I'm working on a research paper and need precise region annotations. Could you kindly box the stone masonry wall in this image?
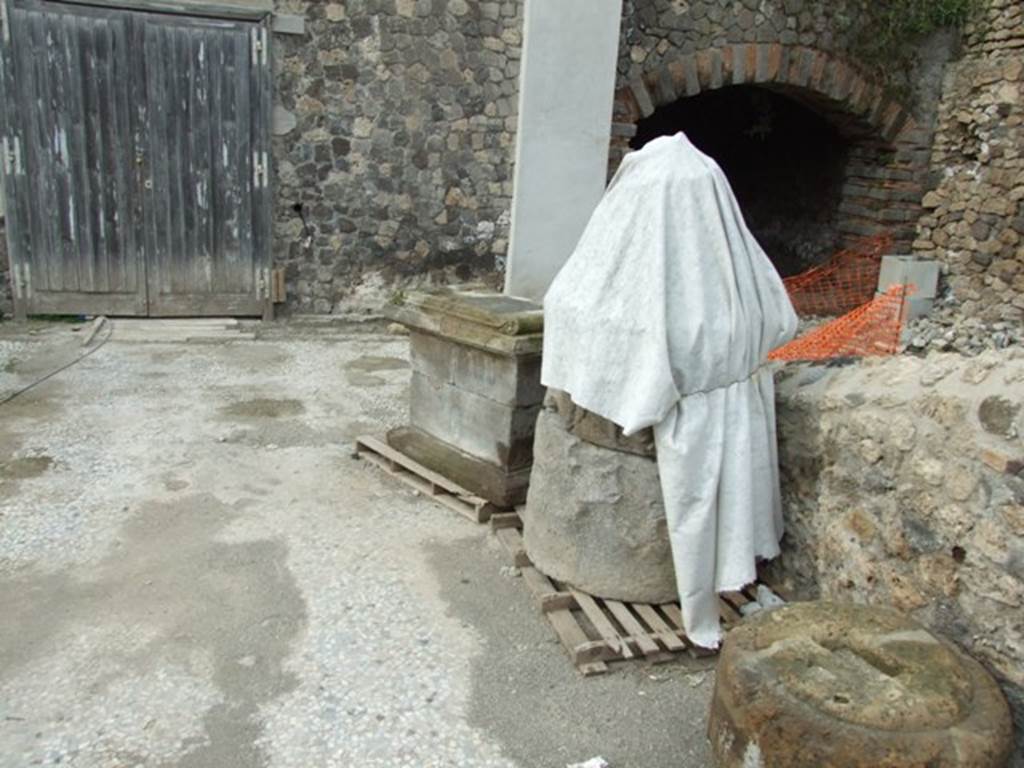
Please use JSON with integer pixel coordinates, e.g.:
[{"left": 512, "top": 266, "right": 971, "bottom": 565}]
[
  {"left": 771, "top": 351, "right": 1024, "bottom": 761},
  {"left": 611, "top": 0, "right": 954, "bottom": 254},
  {"left": 271, "top": 0, "right": 523, "bottom": 314},
  {"left": 913, "top": 0, "right": 1024, "bottom": 324}
]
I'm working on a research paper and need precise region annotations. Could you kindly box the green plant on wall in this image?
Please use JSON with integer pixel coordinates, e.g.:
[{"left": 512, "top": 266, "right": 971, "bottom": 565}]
[{"left": 841, "top": 0, "right": 982, "bottom": 80}]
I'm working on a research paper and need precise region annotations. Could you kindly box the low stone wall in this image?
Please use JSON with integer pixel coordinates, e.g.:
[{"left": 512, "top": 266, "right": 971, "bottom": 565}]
[{"left": 770, "top": 350, "right": 1024, "bottom": 761}]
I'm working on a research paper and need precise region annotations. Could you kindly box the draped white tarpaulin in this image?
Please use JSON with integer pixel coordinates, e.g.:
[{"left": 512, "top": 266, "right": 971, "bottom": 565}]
[{"left": 541, "top": 133, "right": 798, "bottom": 648}]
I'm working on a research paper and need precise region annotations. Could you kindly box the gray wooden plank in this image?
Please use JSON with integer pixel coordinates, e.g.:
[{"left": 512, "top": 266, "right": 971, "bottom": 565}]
[
  {"left": 233, "top": 26, "right": 252, "bottom": 291},
  {"left": 255, "top": 17, "right": 272, "bottom": 316},
  {"left": 54, "top": 13, "right": 81, "bottom": 291},
  {"left": 96, "top": 18, "right": 125, "bottom": 293},
  {"left": 208, "top": 28, "right": 227, "bottom": 293},
  {"left": 171, "top": 27, "right": 191, "bottom": 295},
  {"left": 75, "top": 14, "right": 104, "bottom": 293},
  {"left": 128, "top": 8, "right": 153, "bottom": 313},
  {"left": 0, "top": 0, "right": 29, "bottom": 315},
  {"left": 7, "top": 8, "right": 42, "bottom": 299},
  {"left": 192, "top": 29, "right": 214, "bottom": 293},
  {"left": 219, "top": 30, "right": 242, "bottom": 289},
  {"left": 149, "top": 22, "right": 173, "bottom": 299},
  {"left": 26, "top": 10, "right": 60, "bottom": 291}
]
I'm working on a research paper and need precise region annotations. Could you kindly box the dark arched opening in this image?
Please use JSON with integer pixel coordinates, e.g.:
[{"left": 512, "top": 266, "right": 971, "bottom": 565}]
[{"left": 631, "top": 85, "right": 851, "bottom": 277}]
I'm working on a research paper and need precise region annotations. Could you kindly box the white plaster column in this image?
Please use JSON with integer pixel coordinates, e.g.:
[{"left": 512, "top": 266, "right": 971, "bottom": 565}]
[{"left": 503, "top": 0, "right": 623, "bottom": 303}]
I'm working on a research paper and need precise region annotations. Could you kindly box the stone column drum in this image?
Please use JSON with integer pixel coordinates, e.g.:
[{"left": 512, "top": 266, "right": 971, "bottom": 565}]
[
  {"left": 709, "top": 602, "right": 1014, "bottom": 768},
  {"left": 521, "top": 389, "right": 678, "bottom": 604},
  {"left": 385, "top": 289, "right": 544, "bottom": 508}
]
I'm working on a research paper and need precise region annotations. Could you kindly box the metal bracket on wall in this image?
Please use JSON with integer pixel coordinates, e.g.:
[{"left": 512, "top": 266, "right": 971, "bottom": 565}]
[
  {"left": 13, "top": 263, "right": 31, "bottom": 300},
  {"left": 251, "top": 26, "right": 267, "bottom": 68},
  {"left": 252, "top": 150, "right": 268, "bottom": 189},
  {"left": 1, "top": 136, "right": 21, "bottom": 175},
  {"left": 0, "top": 1, "right": 9, "bottom": 45},
  {"left": 257, "top": 267, "right": 277, "bottom": 300}
]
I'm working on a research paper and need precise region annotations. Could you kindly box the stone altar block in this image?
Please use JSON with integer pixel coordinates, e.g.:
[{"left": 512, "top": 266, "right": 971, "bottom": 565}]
[{"left": 385, "top": 289, "right": 544, "bottom": 508}]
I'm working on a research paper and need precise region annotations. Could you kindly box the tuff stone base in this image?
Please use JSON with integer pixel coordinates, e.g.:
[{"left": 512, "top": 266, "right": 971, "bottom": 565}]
[
  {"left": 709, "top": 602, "right": 1014, "bottom": 768},
  {"left": 387, "top": 426, "right": 530, "bottom": 509},
  {"left": 522, "top": 406, "right": 676, "bottom": 604}
]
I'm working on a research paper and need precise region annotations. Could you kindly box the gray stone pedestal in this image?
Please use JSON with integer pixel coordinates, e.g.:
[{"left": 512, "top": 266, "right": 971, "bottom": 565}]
[
  {"left": 522, "top": 392, "right": 677, "bottom": 604},
  {"left": 385, "top": 288, "right": 544, "bottom": 508}
]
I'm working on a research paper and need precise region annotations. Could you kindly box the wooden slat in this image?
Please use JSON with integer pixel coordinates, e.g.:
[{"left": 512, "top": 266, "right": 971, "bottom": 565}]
[
  {"left": 546, "top": 609, "right": 607, "bottom": 673},
  {"left": 232, "top": 26, "right": 253, "bottom": 288},
  {"left": 604, "top": 600, "right": 661, "bottom": 657},
  {"left": 489, "top": 512, "right": 522, "bottom": 531},
  {"left": 634, "top": 603, "right": 687, "bottom": 652},
  {"left": 65, "top": 17, "right": 93, "bottom": 294},
  {"left": 30, "top": 11, "right": 61, "bottom": 290},
  {"left": 520, "top": 565, "right": 558, "bottom": 602},
  {"left": 573, "top": 591, "right": 633, "bottom": 660},
  {"left": 356, "top": 436, "right": 481, "bottom": 499},
  {"left": 356, "top": 436, "right": 493, "bottom": 523},
  {"left": 539, "top": 591, "right": 576, "bottom": 613}
]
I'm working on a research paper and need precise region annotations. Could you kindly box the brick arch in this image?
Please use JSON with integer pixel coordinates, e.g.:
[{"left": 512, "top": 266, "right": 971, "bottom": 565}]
[
  {"left": 610, "top": 43, "right": 932, "bottom": 252},
  {"left": 614, "top": 44, "right": 916, "bottom": 144}
]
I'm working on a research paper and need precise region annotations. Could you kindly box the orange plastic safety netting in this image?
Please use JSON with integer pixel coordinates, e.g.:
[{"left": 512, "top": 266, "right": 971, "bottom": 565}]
[
  {"left": 769, "top": 285, "right": 913, "bottom": 362},
  {"left": 783, "top": 235, "right": 892, "bottom": 318}
]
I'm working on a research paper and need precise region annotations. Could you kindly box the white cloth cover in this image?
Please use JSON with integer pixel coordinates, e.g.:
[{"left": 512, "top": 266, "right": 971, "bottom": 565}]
[{"left": 541, "top": 133, "right": 798, "bottom": 648}]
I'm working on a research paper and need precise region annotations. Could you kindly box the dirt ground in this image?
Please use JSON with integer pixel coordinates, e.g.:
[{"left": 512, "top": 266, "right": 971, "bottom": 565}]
[{"left": 0, "top": 319, "right": 715, "bottom": 768}]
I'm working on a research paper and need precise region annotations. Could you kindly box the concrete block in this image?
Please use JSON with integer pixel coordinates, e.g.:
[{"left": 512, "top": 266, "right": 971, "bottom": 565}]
[{"left": 878, "top": 255, "right": 939, "bottom": 299}]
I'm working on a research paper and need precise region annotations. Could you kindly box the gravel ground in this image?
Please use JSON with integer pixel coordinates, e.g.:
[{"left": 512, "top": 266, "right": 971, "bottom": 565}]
[{"left": 0, "top": 320, "right": 715, "bottom": 768}]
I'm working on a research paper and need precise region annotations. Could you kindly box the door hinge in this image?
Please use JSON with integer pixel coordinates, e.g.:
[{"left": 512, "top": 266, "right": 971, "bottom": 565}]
[
  {"left": 13, "top": 262, "right": 31, "bottom": 299},
  {"left": 257, "top": 267, "right": 273, "bottom": 300},
  {"left": 251, "top": 27, "right": 268, "bottom": 68},
  {"left": 253, "top": 150, "right": 268, "bottom": 189},
  {"left": 2, "top": 136, "right": 21, "bottom": 175},
  {"left": 1, "top": 2, "right": 10, "bottom": 45}
]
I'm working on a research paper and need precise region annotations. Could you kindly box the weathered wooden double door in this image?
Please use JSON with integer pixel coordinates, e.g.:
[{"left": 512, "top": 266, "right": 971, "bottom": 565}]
[{"left": 0, "top": 0, "right": 272, "bottom": 317}]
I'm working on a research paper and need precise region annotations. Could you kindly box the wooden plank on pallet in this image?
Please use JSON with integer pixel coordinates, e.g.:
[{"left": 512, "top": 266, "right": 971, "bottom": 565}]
[
  {"left": 660, "top": 603, "right": 708, "bottom": 658},
  {"left": 633, "top": 603, "right": 687, "bottom": 652},
  {"left": 355, "top": 435, "right": 494, "bottom": 523},
  {"left": 718, "top": 601, "right": 743, "bottom": 627},
  {"left": 521, "top": 566, "right": 559, "bottom": 602},
  {"left": 721, "top": 591, "right": 752, "bottom": 616},
  {"left": 604, "top": 600, "right": 661, "bottom": 657},
  {"left": 547, "top": 609, "right": 608, "bottom": 674},
  {"left": 540, "top": 591, "right": 576, "bottom": 613},
  {"left": 356, "top": 436, "right": 481, "bottom": 500},
  {"left": 489, "top": 512, "right": 523, "bottom": 531},
  {"left": 573, "top": 591, "right": 634, "bottom": 660}
]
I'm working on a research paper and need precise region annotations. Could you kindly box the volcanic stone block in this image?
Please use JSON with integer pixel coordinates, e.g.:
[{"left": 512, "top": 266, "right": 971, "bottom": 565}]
[
  {"left": 522, "top": 406, "right": 676, "bottom": 604},
  {"left": 385, "top": 288, "right": 543, "bottom": 508},
  {"left": 545, "top": 388, "right": 655, "bottom": 458},
  {"left": 709, "top": 602, "right": 1014, "bottom": 768}
]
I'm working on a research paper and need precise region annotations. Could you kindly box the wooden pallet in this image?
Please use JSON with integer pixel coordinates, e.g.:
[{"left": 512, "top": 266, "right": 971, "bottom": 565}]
[
  {"left": 492, "top": 514, "right": 779, "bottom": 676},
  {"left": 355, "top": 435, "right": 500, "bottom": 523}
]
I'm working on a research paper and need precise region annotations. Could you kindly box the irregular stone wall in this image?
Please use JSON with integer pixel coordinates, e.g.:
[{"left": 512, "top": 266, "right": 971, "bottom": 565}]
[
  {"left": 771, "top": 351, "right": 1024, "bottom": 760},
  {"left": 913, "top": 0, "right": 1024, "bottom": 324},
  {"left": 271, "top": 0, "right": 523, "bottom": 313},
  {"left": 609, "top": 1, "right": 954, "bottom": 255}
]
